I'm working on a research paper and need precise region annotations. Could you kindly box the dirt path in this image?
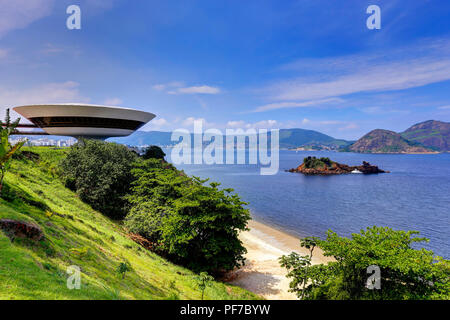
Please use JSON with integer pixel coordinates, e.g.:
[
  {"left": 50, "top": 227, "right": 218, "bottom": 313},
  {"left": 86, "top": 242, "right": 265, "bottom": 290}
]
[{"left": 228, "top": 220, "right": 331, "bottom": 300}]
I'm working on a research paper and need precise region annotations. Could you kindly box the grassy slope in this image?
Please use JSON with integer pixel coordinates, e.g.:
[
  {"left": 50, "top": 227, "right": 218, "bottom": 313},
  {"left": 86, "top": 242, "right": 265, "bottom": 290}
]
[{"left": 0, "top": 147, "right": 259, "bottom": 300}]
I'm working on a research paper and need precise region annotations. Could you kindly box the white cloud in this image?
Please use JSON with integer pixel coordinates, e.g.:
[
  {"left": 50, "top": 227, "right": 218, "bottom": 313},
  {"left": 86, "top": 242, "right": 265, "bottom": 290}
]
[
  {"left": 152, "top": 81, "right": 184, "bottom": 91},
  {"left": 0, "top": 81, "right": 88, "bottom": 120},
  {"left": 338, "top": 123, "right": 359, "bottom": 131},
  {"left": 0, "top": 49, "right": 8, "bottom": 59},
  {"left": 252, "top": 120, "right": 278, "bottom": 129},
  {"left": 361, "top": 106, "right": 383, "bottom": 114},
  {"left": 152, "top": 82, "right": 220, "bottom": 95},
  {"left": 103, "top": 98, "right": 123, "bottom": 106},
  {"left": 41, "top": 43, "right": 64, "bottom": 54},
  {"left": 152, "top": 118, "right": 168, "bottom": 127},
  {"left": 360, "top": 106, "right": 410, "bottom": 115},
  {"left": 226, "top": 120, "right": 278, "bottom": 130},
  {"left": 82, "top": 0, "right": 118, "bottom": 11},
  {"left": 266, "top": 39, "right": 450, "bottom": 102},
  {"left": 182, "top": 117, "right": 207, "bottom": 127},
  {"left": 168, "top": 85, "right": 220, "bottom": 95},
  {"left": 437, "top": 105, "right": 450, "bottom": 110},
  {"left": 226, "top": 120, "right": 247, "bottom": 128},
  {"left": 140, "top": 117, "right": 169, "bottom": 131},
  {"left": 282, "top": 118, "right": 356, "bottom": 130},
  {"left": 0, "top": 0, "right": 55, "bottom": 38},
  {"left": 225, "top": 119, "right": 361, "bottom": 133},
  {"left": 251, "top": 97, "right": 343, "bottom": 112},
  {"left": 152, "top": 84, "right": 167, "bottom": 91}
]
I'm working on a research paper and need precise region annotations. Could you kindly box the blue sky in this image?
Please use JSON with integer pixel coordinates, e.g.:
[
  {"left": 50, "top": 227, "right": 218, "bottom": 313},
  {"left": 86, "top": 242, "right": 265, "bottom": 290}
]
[{"left": 1, "top": 0, "right": 450, "bottom": 139}]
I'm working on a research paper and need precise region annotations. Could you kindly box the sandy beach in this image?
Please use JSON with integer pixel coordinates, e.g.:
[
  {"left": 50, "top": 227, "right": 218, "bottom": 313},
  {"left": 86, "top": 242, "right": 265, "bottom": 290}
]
[{"left": 228, "top": 220, "right": 332, "bottom": 300}]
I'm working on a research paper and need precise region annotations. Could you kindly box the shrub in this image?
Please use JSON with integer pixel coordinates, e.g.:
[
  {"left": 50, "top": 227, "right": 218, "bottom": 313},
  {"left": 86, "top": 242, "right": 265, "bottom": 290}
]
[
  {"left": 125, "top": 159, "right": 250, "bottom": 274},
  {"left": 60, "top": 139, "right": 138, "bottom": 219},
  {"left": 194, "top": 272, "right": 214, "bottom": 300},
  {"left": 280, "top": 226, "right": 450, "bottom": 300},
  {"left": 142, "top": 145, "right": 166, "bottom": 160},
  {"left": 303, "top": 156, "right": 333, "bottom": 169},
  {"left": 117, "top": 261, "right": 132, "bottom": 279}
]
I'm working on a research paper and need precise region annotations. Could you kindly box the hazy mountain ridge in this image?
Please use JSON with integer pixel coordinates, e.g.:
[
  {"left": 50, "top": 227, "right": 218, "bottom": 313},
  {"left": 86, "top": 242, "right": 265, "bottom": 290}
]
[
  {"left": 109, "top": 131, "right": 175, "bottom": 146},
  {"left": 277, "top": 129, "right": 350, "bottom": 149},
  {"left": 15, "top": 120, "right": 449, "bottom": 154},
  {"left": 109, "top": 128, "right": 351, "bottom": 149}
]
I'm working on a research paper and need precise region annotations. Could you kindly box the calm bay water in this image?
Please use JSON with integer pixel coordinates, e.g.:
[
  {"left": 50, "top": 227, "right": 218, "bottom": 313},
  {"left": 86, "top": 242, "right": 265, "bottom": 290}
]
[{"left": 168, "top": 150, "right": 450, "bottom": 258}]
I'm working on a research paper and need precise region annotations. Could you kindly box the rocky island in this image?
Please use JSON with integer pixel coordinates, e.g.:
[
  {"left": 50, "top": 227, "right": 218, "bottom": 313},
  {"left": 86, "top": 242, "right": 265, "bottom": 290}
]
[{"left": 288, "top": 156, "right": 389, "bottom": 175}]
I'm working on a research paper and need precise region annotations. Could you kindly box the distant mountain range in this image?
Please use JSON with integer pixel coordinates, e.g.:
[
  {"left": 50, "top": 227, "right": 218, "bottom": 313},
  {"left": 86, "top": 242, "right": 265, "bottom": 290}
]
[
  {"left": 278, "top": 129, "right": 350, "bottom": 149},
  {"left": 110, "top": 120, "right": 449, "bottom": 154},
  {"left": 109, "top": 131, "right": 175, "bottom": 147},
  {"left": 17, "top": 120, "right": 450, "bottom": 154},
  {"left": 109, "top": 128, "right": 351, "bottom": 150}
]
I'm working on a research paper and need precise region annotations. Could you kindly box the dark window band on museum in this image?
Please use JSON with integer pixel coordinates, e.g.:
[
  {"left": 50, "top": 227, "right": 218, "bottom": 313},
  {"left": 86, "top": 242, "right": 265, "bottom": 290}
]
[{"left": 29, "top": 116, "right": 145, "bottom": 130}]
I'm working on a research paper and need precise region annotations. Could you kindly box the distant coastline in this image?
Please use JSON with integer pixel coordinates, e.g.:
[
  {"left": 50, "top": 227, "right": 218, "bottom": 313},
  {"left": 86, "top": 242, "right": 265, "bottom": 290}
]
[
  {"left": 288, "top": 147, "right": 441, "bottom": 154},
  {"left": 17, "top": 119, "right": 449, "bottom": 154}
]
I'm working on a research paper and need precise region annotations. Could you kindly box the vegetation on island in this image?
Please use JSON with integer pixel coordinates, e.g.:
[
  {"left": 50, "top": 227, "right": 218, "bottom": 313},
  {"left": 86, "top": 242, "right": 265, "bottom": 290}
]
[
  {"left": 290, "top": 156, "right": 387, "bottom": 175},
  {"left": 280, "top": 227, "right": 450, "bottom": 300},
  {"left": 303, "top": 156, "right": 334, "bottom": 169}
]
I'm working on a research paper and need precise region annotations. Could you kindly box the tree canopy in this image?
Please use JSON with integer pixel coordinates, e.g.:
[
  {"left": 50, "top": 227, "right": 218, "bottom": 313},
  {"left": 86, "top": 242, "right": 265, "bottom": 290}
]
[
  {"left": 142, "top": 145, "right": 166, "bottom": 160},
  {"left": 61, "top": 139, "right": 138, "bottom": 219},
  {"left": 125, "top": 158, "right": 250, "bottom": 274},
  {"left": 280, "top": 226, "right": 450, "bottom": 300}
]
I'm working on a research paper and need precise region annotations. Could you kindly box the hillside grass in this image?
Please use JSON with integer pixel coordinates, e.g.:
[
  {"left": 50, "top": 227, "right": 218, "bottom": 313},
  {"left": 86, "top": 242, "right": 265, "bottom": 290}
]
[{"left": 0, "top": 147, "right": 259, "bottom": 300}]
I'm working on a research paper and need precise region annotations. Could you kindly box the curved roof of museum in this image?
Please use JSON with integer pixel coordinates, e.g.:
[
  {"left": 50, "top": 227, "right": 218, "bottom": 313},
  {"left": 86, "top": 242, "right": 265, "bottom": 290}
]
[{"left": 13, "top": 104, "right": 156, "bottom": 138}]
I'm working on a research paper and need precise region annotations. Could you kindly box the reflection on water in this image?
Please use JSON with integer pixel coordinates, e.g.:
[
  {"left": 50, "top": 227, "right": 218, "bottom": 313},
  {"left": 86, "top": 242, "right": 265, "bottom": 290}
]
[{"left": 167, "top": 150, "right": 450, "bottom": 258}]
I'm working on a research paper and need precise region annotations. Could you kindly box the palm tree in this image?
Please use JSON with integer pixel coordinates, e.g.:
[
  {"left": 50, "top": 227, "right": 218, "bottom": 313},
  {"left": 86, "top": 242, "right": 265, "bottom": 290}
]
[{"left": 0, "top": 108, "right": 26, "bottom": 195}]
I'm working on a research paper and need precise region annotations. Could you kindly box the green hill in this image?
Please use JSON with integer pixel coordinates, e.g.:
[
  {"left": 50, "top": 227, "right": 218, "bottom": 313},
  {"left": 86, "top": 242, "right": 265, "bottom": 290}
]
[
  {"left": 108, "top": 129, "right": 350, "bottom": 150},
  {"left": 0, "top": 147, "right": 258, "bottom": 300},
  {"left": 401, "top": 120, "right": 450, "bottom": 152},
  {"left": 109, "top": 131, "right": 175, "bottom": 147},
  {"left": 278, "top": 129, "right": 350, "bottom": 149},
  {"left": 348, "top": 129, "right": 434, "bottom": 154}
]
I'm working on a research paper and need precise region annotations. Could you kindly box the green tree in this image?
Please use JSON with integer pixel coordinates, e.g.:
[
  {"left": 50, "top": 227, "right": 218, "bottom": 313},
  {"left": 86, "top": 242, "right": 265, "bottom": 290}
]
[
  {"left": 303, "top": 156, "right": 333, "bottom": 169},
  {"left": 61, "top": 139, "right": 138, "bottom": 219},
  {"left": 125, "top": 159, "right": 191, "bottom": 242},
  {"left": 194, "top": 272, "right": 214, "bottom": 300},
  {"left": 125, "top": 159, "right": 251, "bottom": 274},
  {"left": 279, "top": 236, "right": 320, "bottom": 299},
  {"left": 0, "top": 109, "right": 26, "bottom": 195},
  {"left": 280, "top": 226, "right": 450, "bottom": 300},
  {"left": 142, "top": 145, "right": 166, "bottom": 160},
  {"left": 117, "top": 261, "right": 132, "bottom": 279}
]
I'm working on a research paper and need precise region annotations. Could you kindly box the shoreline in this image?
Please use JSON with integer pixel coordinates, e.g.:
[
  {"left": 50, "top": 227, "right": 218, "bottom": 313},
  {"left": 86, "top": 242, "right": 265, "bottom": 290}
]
[{"left": 227, "top": 219, "right": 332, "bottom": 300}]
